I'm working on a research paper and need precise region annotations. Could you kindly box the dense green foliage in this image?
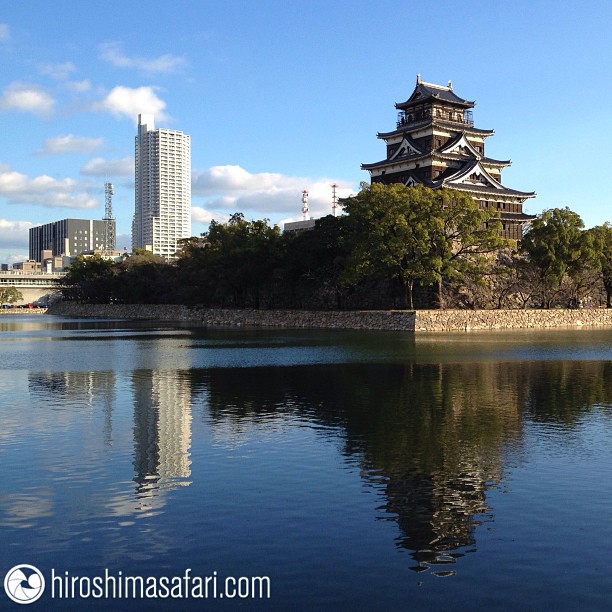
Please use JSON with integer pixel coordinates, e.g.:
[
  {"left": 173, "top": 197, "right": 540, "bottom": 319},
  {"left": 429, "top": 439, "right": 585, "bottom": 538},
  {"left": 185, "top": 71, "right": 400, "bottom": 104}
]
[
  {"left": 342, "top": 183, "right": 507, "bottom": 308},
  {"left": 0, "top": 286, "right": 23, "bottom": 304},
  {"left": 57, "top": 185, "right": 612, "bottom": 309},
  {"left": 587, "top": 223, "right": 612, "bottom": 308}
]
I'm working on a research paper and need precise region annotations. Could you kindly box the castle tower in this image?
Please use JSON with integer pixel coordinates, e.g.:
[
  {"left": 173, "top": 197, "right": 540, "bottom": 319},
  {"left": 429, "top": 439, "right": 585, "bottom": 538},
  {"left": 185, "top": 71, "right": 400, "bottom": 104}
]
[{"left": 362, "top": 76, "right": 535, "bottom": 239}]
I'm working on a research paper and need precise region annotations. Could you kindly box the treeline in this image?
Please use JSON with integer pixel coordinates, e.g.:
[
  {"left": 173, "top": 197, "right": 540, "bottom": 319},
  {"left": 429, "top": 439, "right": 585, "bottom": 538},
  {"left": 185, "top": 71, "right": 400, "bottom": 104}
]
[{"left": 58, "top": 184, "right": 612, "bottom": 310}]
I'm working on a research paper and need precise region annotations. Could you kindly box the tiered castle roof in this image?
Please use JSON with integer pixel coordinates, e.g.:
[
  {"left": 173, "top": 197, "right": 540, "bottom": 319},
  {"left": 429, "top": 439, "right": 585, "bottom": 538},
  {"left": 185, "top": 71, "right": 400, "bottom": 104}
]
[{"left": 362, "top": 75, "right": 535, "bottom": 237}]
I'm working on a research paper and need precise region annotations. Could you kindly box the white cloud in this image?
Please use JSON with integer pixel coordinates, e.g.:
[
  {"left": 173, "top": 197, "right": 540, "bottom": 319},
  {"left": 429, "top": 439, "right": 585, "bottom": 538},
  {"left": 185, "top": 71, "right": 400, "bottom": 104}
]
[
  {"left": 191, "top": 207, "right": 229, "bottom": 224},
  {"left": 37, "top": 134, "right": 105, "bottom": 155},
  {"left": 93, "top": 85, "right": 169, "bottom": 122},
  {"left": 65, "top": 80, "right": 92, "bottom": 93},
  {"left": 2, "top": 252, "right": 29, "bottom": 265},
  {"left": 80, "top": 156, "right": 133, "bottom": 177},
  {"left": 0, "top": 23, "right": 9, "bottom": 42},
  {"left": 192, "top": 165, "right": 284, "bottom": 195},
  {"left": 0, "top": 218, "right": 34, "bottom": 250},
  {"left": 0, "top": 166, "right": 99, "bottom": 209},
  {"left": 191, "top": 165, "right": 356, "bottom": 220},
  {"left": 99, "top": 42, "right": 185, "bottom": 74},
  {"left": 0, "top": 82, "right": 55, "bottom": 117},
  {"left": 37, "top": 61, "right": 76, "bottom": 80}
]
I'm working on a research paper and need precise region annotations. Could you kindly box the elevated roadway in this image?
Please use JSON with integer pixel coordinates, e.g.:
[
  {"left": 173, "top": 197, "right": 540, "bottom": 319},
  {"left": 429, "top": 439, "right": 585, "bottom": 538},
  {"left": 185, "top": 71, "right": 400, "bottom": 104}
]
[{"left": 0, "top": 271, "right": 63, "bottom": 305}]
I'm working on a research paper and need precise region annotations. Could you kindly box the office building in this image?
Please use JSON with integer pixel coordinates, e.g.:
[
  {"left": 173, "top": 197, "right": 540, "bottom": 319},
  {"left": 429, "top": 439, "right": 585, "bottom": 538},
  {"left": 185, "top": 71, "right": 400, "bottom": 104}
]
[
  {"left": 132, "top": 114, "right": 191, "bottom": 259},
  {"left": 29, "top": 218, "right": 111, "bottom": 262}
]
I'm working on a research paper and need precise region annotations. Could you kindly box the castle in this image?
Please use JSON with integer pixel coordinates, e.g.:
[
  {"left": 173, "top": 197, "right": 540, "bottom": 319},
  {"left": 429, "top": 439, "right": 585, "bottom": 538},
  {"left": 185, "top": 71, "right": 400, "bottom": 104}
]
[{"left": 362, "top": 75, "right": 535, "bottom": 239}]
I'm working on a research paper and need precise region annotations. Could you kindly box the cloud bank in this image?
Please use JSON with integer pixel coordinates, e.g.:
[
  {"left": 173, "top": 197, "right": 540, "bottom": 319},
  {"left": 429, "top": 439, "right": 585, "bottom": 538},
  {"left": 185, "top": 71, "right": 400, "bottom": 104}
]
[
  {"left": 0, "top": 82, "right": 55, "bottom": 117},
  {"left": 93, "top": 85, "right": 169, "bottom": 123},
  {"left": 37, "top": 134, "right": 105, "bottom": 155},
  {"left": 0, "top": 165, "right": 98, "bottom": 209},
  {"left": 0, "top": 218, "right": 34, "bottom": 250},
  {"left": 191, "top": 165, "right": 356, "bottom": 227},
  {"left": 99, "top": 42, "right": 186, "bottom": 74},
  {"left": 37, "top": 61, "right": 76, "bottom": 81},
  {"left": 80, "top": 156, "right": 134, "bottom": 177}
]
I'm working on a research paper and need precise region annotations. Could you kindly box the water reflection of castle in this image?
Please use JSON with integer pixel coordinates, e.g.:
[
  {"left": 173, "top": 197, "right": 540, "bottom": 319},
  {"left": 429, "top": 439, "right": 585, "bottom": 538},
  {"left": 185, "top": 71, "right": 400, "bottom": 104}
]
[
  {"left": 194, "top": 360, "right": 530, "bottom": 576},
  {"left": 371, "top": 361, "right": 526, "bottom": 575}
]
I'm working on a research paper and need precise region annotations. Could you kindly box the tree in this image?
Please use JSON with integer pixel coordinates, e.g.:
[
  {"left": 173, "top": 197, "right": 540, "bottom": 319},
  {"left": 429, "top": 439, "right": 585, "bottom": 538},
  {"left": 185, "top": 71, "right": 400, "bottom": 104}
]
[
  {"left": 430, "top": 188, "right": 508, "bottom": 308},
  {"left": 586, "top": 223, "right": 612, "bottom": 307},
  {"left": 342, "top": 183, "right": 439, "bottom": 309},
  {"left": 280, "top": 214, "right": 352, "bottom": 309},
  {"left": 0, "top": 286, "right": 23, "bottom": 305},
  {"left": 58, "top": 255, "right": 116, "bottom": 303},
  {"left": 342, "top": 183, "right": 507, "bottom": 309},
  {"left": 520, "top": 207, "right": 585, "bottom": 308},
  {"left": 177, "top": 214, "right": 282, "bottom": 308}
]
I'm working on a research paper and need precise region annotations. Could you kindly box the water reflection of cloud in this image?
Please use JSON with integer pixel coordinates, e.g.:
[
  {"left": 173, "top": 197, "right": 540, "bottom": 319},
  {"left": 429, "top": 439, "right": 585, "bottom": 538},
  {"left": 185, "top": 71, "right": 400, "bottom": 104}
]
[{"left": 0, "top": 491, "right": 54, "bottom": 528}]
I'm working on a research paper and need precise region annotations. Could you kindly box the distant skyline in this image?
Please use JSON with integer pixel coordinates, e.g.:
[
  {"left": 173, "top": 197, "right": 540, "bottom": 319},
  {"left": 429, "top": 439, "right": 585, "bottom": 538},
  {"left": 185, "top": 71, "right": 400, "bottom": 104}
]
[{"left": 1, "top": 0, "right": 612, "bottom": 263}]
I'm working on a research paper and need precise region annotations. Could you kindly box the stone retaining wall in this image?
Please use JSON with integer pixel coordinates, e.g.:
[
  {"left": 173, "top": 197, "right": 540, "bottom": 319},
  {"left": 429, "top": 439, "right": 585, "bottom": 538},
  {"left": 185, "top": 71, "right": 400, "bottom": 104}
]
[
  {"left": 46, "top": 302, "right": 612, "bottom": 332},
  {"left": 413, "top": 308, "right": 612, "bottom": 331},
  {"left": 46, "top": 303, "right": 415, "bottom": 330}
]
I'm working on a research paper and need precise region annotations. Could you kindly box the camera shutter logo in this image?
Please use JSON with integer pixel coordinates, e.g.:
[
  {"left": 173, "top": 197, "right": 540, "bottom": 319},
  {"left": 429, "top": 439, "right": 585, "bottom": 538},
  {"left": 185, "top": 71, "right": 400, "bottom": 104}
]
[{"left": 4, "top": 565, "right": 45, "bottom": 605}]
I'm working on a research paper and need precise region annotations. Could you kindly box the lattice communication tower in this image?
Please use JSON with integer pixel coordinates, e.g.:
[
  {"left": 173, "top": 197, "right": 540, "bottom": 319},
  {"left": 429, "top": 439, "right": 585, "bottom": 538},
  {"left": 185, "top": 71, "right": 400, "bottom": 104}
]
[
  {"left": 331, "top": 183, "right": 338, "bottom": 216},
  {"left": 301, "top": 190, "right": 309, "bottom": 220}
]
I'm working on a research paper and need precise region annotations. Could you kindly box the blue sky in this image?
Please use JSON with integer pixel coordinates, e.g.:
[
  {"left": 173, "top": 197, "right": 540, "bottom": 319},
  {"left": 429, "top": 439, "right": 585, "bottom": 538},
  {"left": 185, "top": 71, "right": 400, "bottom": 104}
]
[{"left": 1, "top": 0, "right": 611, "bottom": 263}]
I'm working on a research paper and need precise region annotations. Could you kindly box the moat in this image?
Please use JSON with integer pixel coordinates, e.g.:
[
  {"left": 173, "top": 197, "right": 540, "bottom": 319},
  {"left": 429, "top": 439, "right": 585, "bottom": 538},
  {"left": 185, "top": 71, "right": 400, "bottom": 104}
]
[{"left": 1, "top": 314, "right": 612, "bottom": 610}]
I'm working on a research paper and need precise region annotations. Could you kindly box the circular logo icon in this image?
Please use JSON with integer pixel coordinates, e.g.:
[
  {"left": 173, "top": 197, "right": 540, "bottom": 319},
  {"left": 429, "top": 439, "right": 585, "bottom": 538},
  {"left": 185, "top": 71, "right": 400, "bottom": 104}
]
[{"left": 4, "top": 565, "right": 45, "bottom": 605}]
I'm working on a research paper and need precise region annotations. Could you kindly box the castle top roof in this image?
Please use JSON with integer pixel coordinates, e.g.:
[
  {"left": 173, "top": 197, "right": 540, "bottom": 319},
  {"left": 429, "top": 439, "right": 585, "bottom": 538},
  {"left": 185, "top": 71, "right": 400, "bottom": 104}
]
[{"left": 396, "top": 74, "right": 475, "bottom": 110}]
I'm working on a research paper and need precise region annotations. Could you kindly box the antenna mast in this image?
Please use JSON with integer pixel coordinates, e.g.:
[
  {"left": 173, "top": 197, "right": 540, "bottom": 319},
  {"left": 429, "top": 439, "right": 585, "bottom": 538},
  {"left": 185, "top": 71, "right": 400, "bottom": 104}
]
[
  {"left": 102, "top": 181, "right": 115, "bottom": 256},
  {"left": 301, "top": 190, "right": 309, "bottom": 221},
  {"left": 331, "top": 183, "right": 338, "bottom": 216}
]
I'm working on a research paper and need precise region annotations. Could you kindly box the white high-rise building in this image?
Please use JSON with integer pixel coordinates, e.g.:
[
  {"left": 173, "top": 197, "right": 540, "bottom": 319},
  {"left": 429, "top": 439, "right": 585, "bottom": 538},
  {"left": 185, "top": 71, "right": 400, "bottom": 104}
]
[{"left": 132, "top": 114, "right": 191, "bottom": 259}]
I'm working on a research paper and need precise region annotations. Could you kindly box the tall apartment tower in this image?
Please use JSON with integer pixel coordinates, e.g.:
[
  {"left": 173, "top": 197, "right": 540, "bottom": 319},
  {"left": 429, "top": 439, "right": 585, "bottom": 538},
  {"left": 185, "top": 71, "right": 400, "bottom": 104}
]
[{"left": 132, "top": 114, "right": 191, "bottom": 259}]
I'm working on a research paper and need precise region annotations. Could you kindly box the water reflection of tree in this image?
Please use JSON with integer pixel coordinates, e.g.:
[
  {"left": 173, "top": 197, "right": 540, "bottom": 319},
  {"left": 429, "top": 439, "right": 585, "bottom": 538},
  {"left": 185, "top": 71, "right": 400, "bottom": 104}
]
[
  {"left": 524, "top": 361, "right": 612, "bottom": 426},
  {"left": 361, "top": 362, "right": 528, "bottom": 574},
  {"left": 190, "top": 358, "right": 612, "bottom": 574}
]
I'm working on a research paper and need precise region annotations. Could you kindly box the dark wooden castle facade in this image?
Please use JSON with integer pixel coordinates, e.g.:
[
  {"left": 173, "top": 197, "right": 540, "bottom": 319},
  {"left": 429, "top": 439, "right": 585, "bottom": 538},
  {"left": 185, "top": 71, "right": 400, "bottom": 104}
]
[{"left": 362, "top": 75, "right": 535, "bottom": 240}]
